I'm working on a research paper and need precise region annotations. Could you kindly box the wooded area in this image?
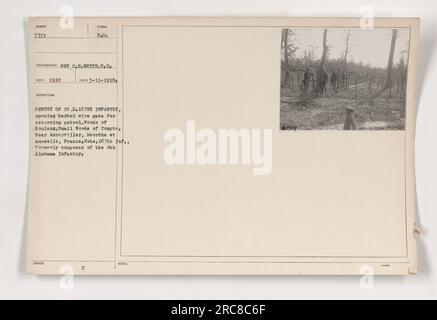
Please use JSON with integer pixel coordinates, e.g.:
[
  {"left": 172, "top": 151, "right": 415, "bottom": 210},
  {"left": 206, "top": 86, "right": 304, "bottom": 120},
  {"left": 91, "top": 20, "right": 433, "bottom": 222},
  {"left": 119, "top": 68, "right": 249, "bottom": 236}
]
[{"left": 280, "top": 28, "right": 409, "bottom": 130}]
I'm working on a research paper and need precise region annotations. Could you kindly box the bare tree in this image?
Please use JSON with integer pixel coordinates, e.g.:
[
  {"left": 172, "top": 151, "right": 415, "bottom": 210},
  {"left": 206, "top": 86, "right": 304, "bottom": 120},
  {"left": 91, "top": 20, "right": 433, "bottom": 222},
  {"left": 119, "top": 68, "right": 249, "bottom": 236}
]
[
  {"left": 343, "top": 29, "right": 353, "bottom": 68},
  {"left": 303, "top": 45, "right": 316, "bottom": 66},
  {"left": 320, "top": 29, "right": 328, "bottom": 67},
  {"left": 281, "top": 29, "right": 290, "bottom": 85},
  {"left": 343, "top": 30, "right": 353, "bottom": 88}
]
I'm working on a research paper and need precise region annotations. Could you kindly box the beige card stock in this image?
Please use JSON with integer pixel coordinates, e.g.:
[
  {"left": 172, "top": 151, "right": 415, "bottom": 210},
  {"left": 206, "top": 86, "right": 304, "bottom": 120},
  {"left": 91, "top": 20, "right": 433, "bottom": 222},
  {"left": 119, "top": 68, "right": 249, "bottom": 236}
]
[{"left": 27, "top": 17, "right": 419, "bottom": 275}]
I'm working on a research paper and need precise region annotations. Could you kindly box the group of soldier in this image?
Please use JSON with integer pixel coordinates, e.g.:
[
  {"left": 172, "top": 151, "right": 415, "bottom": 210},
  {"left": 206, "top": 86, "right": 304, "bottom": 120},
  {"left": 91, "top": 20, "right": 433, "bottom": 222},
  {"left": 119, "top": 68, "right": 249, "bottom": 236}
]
[{"left": 302, "top": 67, "right": 348, "bottom": 94}]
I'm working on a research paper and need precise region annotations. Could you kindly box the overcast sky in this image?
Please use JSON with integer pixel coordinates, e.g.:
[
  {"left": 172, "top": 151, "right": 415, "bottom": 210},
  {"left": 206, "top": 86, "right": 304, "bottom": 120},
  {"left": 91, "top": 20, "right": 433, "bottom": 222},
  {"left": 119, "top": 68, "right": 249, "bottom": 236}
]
[{"left": 290, "top": 28, "right": 410, "bottom": 68}]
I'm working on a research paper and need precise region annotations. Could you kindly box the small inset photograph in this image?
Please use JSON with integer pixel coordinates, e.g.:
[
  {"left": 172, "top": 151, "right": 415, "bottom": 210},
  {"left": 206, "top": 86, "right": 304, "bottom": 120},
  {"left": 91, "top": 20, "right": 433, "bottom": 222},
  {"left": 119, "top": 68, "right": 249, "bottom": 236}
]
[{"left": 280, "top": 28, "right": 410, "bottom": 130}]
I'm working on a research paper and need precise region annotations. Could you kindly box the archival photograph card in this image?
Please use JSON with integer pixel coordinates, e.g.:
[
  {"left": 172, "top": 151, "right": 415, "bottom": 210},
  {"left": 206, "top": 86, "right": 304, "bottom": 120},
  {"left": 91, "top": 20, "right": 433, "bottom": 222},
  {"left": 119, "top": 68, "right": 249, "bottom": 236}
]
[{"left": 26, "top": 17, "right": 419, "bottom": 275}]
